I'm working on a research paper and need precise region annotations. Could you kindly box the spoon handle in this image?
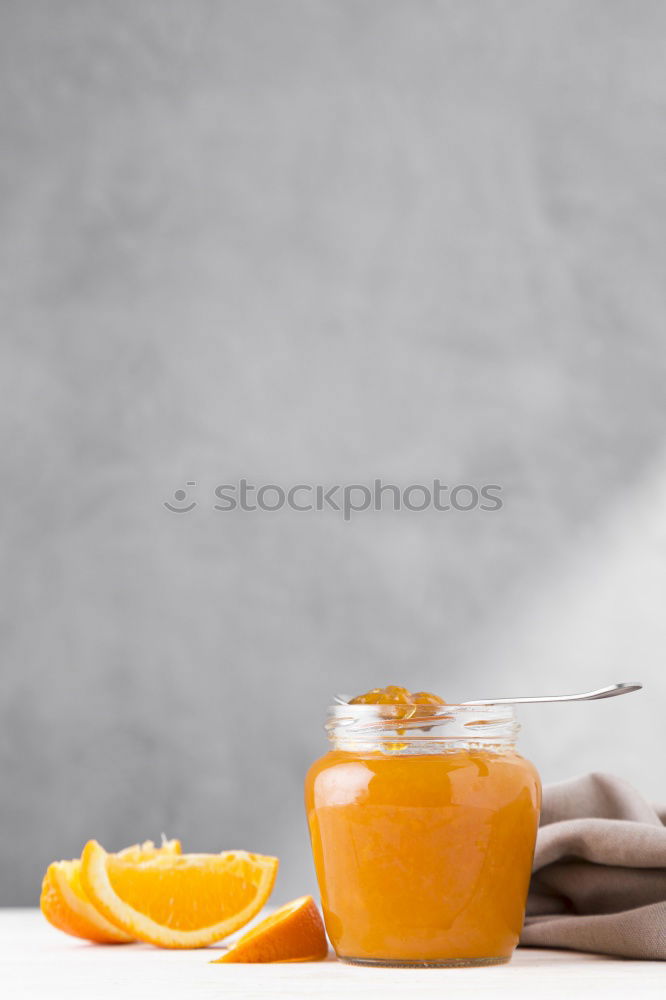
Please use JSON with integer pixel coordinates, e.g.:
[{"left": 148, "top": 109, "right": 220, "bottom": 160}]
[{"left": 462, "top": 682, "right": 642, "bottom": 706}]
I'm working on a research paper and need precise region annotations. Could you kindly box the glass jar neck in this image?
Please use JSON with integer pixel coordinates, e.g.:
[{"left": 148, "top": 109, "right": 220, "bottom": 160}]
[{"left": 326, "top": 703, "right": 519, "bottom": 754}]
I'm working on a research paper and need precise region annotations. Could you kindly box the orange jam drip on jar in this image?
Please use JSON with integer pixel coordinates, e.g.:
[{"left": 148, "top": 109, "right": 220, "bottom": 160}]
[{"left": 305, "top": 686, "right": 541, "bottom": 966}]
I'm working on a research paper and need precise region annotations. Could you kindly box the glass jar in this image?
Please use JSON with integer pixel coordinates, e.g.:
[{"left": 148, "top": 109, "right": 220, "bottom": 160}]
[{"left": 305, "top": 701, "right": 541, "bottom": 967}]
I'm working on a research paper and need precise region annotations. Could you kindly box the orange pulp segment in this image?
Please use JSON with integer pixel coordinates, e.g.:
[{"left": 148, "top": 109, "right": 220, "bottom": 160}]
[
  {"left": 211, "top": 895, "right": 328, "bottom": 963},
  {"left": 80, "top": 840, "right": 278, "bottom": 949},
  {"left": 40, "top": 839, "right": 181, "bottom": 943}
]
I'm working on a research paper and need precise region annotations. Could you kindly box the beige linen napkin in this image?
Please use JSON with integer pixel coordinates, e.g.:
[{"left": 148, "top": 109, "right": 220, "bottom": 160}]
[{"left": 520, "top": 772, "right": 666, "bottom": 959}]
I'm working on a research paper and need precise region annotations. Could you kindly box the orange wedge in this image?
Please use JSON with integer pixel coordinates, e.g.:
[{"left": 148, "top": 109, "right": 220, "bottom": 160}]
[
  {"left": 40, "top": 839, "right": 181, "bottom": 943},
  {"left": 80, "top": 840, "right": 278, "bottom": 949},
  {"left": 212, "top": 895, "right": 328, "bottom": 963}
]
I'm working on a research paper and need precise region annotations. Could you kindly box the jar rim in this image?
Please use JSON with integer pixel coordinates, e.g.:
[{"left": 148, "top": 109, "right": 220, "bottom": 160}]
[{"left": 325, "top": 702, "right": 520, "bottom": 751}]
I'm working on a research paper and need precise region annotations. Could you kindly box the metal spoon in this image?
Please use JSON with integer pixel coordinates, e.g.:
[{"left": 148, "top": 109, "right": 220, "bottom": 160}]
[
  {"left": 461, "top": 682, "right": 642, "bottom": 706},
  {"left": 334, "top": 683, "right": 642, "bottom": 707}
]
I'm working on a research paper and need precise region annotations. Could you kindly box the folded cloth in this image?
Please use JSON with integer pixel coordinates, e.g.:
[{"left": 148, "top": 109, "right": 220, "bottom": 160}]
[{"left": 520, "top": 772, "right": 666, "bottom": 959}]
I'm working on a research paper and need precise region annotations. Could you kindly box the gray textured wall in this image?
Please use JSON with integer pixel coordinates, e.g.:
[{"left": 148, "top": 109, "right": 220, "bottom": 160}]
[{"left": 2, "top": 0, "right": 666, "bottom": 905}]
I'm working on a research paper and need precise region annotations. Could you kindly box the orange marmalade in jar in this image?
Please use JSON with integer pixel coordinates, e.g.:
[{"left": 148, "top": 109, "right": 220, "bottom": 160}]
[{"left": 305, "top": 686, "right": 541, "bottom": 967}]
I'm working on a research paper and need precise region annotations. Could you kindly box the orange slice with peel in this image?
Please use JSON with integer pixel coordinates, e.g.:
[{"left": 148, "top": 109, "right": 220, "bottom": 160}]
[
  {"left": 211, "top": 895, "right": 328, "bottom": 963},
  {"left": 40, "top": 839, "right": 181, "bottom": 943},
  {"left": 80, "top": 840, "right": 279, "bottom": 949}
]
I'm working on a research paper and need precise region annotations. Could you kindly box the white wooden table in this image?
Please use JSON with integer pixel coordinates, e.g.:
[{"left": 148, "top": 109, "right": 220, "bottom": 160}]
[{"left": 3, "top": 909, "right": 664, "bottom": 999}]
